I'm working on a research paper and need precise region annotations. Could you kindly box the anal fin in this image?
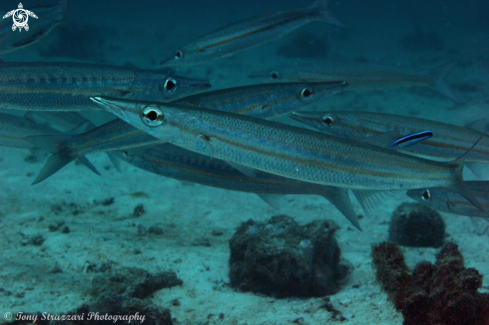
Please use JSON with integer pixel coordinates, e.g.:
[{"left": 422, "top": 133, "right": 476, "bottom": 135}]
[
  {"left": 351, "top": 189, "right": 388, "bottom": 219},
  {"left": 256, "top": 193, "right": 283, "bottom": 209},
  {"left": 320, "top": 187, "right": 362, "bottom": 231}
]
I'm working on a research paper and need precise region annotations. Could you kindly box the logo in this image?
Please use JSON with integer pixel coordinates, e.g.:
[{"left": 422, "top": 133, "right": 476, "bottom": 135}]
[{"left": 2, "top": 3, "right": 38, "bottom": 32}]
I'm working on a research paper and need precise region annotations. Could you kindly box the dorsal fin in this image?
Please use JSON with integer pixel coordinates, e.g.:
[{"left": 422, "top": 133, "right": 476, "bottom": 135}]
[{"left": 465, "top": 118, "right": 489, "bottom": 134}]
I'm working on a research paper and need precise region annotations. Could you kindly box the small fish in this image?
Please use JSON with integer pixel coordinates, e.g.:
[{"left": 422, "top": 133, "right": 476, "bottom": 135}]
[
  {"left": 25, "top": 81, "right": 347, "bottom": 183},
  {"left": 387, "top": 131, "right": 433, "bottom": 149},
  {"left": 117, "top": 144, "right": 362, "bottom": 230},
  {"left": 407, "top": 182, "right": 489, "bottom": 219},
  {"left": 0, "top": 61, "right": 211, "bottom": 111},
  {"left": 0, "top": 0, "right": 69, "bottom": 54},
  {"left": 250, "top": 61, "right": 458, "bottom": 102},
  {"left": 289, "top": 111, "right": 489, "bottom": 178},
  {"left": 90, "top": 96, "right": 482, "bottom": 212},
  {"left": 160, "top": 1, "right": 343, "bottom": 66}
]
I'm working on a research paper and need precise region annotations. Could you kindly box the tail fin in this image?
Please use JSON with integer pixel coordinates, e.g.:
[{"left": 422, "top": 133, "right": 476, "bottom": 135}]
[
  {"left": 57, "top": 0, "right": 69, "bottom": 13},
  {"left": 31, "top": 150, "right": 91, "bottom": 185},
  {"left": 24, "top": 134, "right": 100, "bottom": 185},
  {"left": 449, "top": 136, "right": 485, "bottom": 211},
  {"left": 310, "top": 1, "right": 345, "bottom": 27},
  {"left": 428, "top": 61, "right": 459, "bottom": 103}
]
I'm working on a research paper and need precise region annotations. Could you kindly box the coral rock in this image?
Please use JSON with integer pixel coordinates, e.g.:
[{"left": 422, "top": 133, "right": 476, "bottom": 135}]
[
  {"left": 229, "top": 215, "right": 349, "bottom": 298},
  {"left": 389, "top": 203, "right": 445, "bottom": 248},
  {"left": 372, "top": 241, "right": 489, "bottom": 325}
]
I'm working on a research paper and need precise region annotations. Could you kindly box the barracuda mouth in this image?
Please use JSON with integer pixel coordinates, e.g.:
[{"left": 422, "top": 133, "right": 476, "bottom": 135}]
[
  {"left": 90, "top": 96, "right": 131, "bottom": 123},
  {"left": 188, "top": 80, "right": 212, "bottom": 93},
  {"left": 323, "top": 81, "right": 349, "bottom": 94},
  {"left": 332, "top": 81, "right": 349, "bottom": 90},
  {"left": 288, "top": 111, "right": 315, "bottom": 124}
]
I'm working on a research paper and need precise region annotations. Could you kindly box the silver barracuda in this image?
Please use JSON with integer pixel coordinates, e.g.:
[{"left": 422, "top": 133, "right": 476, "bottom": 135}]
[
  {"left": 407, "top": 182, "right": 489, "bottom": 219},
  {"left": 25, "top": 81, "right": 347, "bottom": 183},
  {"left": 117, "top": 144, "right": 362, "bottom": 230},
  {"left": 89, "top": 96, "right": 482, "bottom": 211},
  {"left": 160, "top": 1, "right": 343, "bottom": 66},
  {"left": 249, "top": 61, "right": 457, "bottom": 101},
  {"left": 0, "top": 61, "right": 211, "bottom": 111},
  {"left": 26, "top": 118, "right": 362, "bottom": 229},
  {"left": 0, "top": 0, "right": 68, "bottom": 54},
  {"left": 173, "top": 81, "right": 348, "bottom": 119},
  {"left": 289, "top": 111, "right": 489, "bottom": 178}
]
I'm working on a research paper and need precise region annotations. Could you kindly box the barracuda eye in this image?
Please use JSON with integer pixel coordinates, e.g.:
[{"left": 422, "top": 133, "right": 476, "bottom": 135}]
[
  {"left": 175, "top": 50, "right": 184, "bottom": 60},
  {"left": 322, "top": 115, "right": 335, "bottom": 127},
  {"left": 163, "top": 77, "right": 177, "bottom": 93},
  {"left": 421, "top": 190, "right": 431, "bottom": 200},
  {"left": 270, "top": 71, "right": 279, "bottom": 79},
  {"left": 300, "top": 87, "right": 314, "bottom": 99},
  {"left": 141, "top": 106, "right": 164, "bottom": 126}
]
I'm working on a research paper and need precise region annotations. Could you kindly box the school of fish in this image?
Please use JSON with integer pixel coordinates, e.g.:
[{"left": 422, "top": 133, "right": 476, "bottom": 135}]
[{"left": 1, "top": 0, "right": 487, "bottom": 231}]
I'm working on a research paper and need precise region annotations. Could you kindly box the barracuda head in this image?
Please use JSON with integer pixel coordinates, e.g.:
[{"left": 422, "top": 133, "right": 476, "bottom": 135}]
[
  {"left": 89, "top": 97, "right": 179, "bottom": 142},
  {"left": 157, "top": 75, "right": 211, "bottom": 101},
  {"left": 90, "top": 96, "right": 153, "bottom": 132},
  {"left": 248, "top": 69, "right": 283, "bottom": 81},
  {"left": 160, "top": 49, "right": 185, "bottom": 66},
  {"left": 288, "top": 110, "right": 357, "bottom": 138},
  {"left": 406, "top": 187, "right": 448, "bottom": 210},
  {"left": 136, "top": 72, "right": 211, "bottom": 102},
  {"left": 303, "top": 81, "right": 349, "bottom": 100}
]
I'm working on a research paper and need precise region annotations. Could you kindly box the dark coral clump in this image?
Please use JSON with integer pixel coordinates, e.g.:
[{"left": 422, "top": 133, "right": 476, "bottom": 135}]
[
  {"left": 371, "top": 241, "right": 489, "bottom": 325},
  {"left": 229, "top": 215, "right": 349, "bottom": 298},
  {"left": 389, "top": 203, "right": 445, "bottom": 248}
]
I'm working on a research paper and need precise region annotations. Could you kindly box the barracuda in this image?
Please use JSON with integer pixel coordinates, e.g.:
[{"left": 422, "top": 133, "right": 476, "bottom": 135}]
[
  {"left": 26, "top": 117, "right": 362, "bottom": 229},
  {"left": 407, "top": 182, "right": 489, "bottom": 219},
  {"left": 90, "top": 96, "right": 483, "bottom": 211},
  {"left": 409, "top": 182, "right": 489, "bottom": 235},
  {"left": 117, "top": 144, "right": 362, "bottom": 230},
  {"left": 160, "top": 0, "right": 343, "bottom": 66},
  {"left": 250, "top": 61, "right": 457, "bottom": 101},
  {"left": 174, "top": 81, "right": 348, "bottom": 119},
  {"left": 25, "top": 81, "right": 347, "bottom": 183},
  {"left": 0, "top": 61, "right": 210, "bottom": 111},
  {"left": 290, "top": 111, "right": 489, "bottom": 178}
]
